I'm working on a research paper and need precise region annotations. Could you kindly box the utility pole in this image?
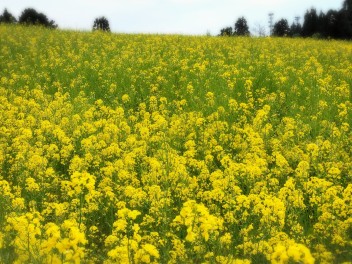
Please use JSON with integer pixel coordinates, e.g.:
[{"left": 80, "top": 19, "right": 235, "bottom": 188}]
[
  {"left": 295, "top": 16, "right": 300, "bottom": 25},
  {"left": 268, "top": 13, "right": 274, "bottom": 36}
]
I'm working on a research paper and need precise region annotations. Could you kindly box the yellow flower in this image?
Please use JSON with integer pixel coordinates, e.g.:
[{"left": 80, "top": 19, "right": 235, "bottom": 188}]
[
  {"left": 142, "top": 243, "right": 160, "bottom": 258},
  {"left": 122, "top": 93, "right": 130, "bottom": 103},
  {"left": 295, "top": 161, "right": 310, "bottom": 179},
  {"left": 327, "top": 166, "right": 341, "bottom": 180},
  {"left": 25, "top": 177, "right": 40, "bottom": 192},
  {"left": 0, "top": 232, "right": 3, "bottom": 249}
]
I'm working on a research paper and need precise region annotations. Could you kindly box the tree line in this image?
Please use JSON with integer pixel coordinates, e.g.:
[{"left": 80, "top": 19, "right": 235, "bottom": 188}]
[
  {"left": 0, "top": 8, "right": 111, "bottom": 32},
  {"left": 0, "top": 8, "right": 57, "bottom": 28},
  {"left": 220, "top": 0, "right": 352, "bottom": 39}
]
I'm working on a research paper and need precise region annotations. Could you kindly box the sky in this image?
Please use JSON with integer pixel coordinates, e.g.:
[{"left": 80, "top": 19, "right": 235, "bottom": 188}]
[{"left": 0, "top": 0, "right": 344, "bottom": 35}]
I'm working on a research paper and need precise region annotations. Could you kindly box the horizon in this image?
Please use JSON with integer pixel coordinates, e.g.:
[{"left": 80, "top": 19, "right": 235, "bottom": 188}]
[{"left": 0, "top": 0, "right": 344, "bottom": 36}]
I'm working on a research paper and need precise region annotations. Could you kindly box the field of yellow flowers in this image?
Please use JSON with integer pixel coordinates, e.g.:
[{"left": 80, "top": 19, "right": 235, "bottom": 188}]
[{"left": 0, "top": 25, "right": 351, "bottom": 263}]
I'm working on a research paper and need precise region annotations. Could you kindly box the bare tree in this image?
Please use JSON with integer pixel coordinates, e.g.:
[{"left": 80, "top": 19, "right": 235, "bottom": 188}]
[{"left": 252, "top": 23, "right": 266, "bottom": 37}]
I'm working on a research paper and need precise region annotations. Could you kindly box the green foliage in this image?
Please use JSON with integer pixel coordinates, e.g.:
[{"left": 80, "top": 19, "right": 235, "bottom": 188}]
[
  {"left": 218, "top": 0, "right": 352, "bottom": 40},
  {"left": 19, "top": 8, "right": 57, "bottom": 28},
  {"left": 302, "top": 8, "right": 319, "bottom": 37},
  {"left": 290, "top": 22, "right": 302, "bottom": 37},
  {"left": 273, "top": 19, "right": 290, "bottom": 37},
  {"left": 0, "top": 9, "right": 16, "bottom": 24},
  {"left": 219, "top": 17, "right": 250, "bottom": 37},
  {"left": 234, "top": 17, "right": 250, "bottom": 36},
  {"left": 93, "top": 17, "right": 110, "bottom": 32},
  {"left": 343, "top": 0, "right": 352, "bottom": 11},
  {"left": 219, "top": 26, "right": 233, "bottom": 36}
]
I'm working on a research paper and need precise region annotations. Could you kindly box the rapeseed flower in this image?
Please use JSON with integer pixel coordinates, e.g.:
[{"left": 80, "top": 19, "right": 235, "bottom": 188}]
[{"left": 0, "top": 24, "right": 351, "bottom": 263}]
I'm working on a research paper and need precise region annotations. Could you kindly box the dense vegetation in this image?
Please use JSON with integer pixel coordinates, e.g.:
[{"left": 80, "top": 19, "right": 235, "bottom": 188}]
[{"left": 0, "top": 25, "right": 351, "bottom": 263}]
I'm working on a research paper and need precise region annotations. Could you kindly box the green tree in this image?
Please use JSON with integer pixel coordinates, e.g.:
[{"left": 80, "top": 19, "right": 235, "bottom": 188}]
[
  {"left": 318, "top": 7, "right": 352, "bottom": 40},
  {"left": 19, "top": 8, "right": 57, "bottom": 28},
  {"left": 342, "top": 0, "right": 352, "bottom": 38},
  {"left": 290, "top": 23, "right": 302, "bottom": 37},
  {"left": 234, "top": 17, "right": 250, "bottom": 36},
  {"left": 289, "top": 16, "right": 302, "bottom": 37},
  {"left": 219, "top": 27, "right": 233, "bottom": 36},
  {"left": 0, "top": 8, "right": 17, "bottom": 24},
  {"left": 93, "top": 17, "right": 110, "bottom": 32},
  {"left": 337, "top": 11, "right": 352, "bottom": 39},
  {"left": 273, "top": 19, "right": 289, "bottom": 36},
  {"left": 320, "top": 10, "right": 338, "bottom": 38},
  {"left": 343, "top": 0, "right": 352, "bottom": 11},
  {"left": 302, "top": 8, "right": 319, "bottom": 37}
]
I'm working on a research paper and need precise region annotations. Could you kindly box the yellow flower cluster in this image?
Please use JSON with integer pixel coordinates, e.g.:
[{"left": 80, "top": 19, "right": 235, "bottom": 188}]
[{"left": 0, "top": 25, "right": 351, "bottom": 263}]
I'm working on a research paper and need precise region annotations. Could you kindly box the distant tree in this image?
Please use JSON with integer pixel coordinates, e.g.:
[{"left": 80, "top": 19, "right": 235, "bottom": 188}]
[
  {"left": 19, "top": 8, "right": 57, "bottom": 28},
  {"left": 343, "top": 0, "right": 352, "bottom": 11},
  {"left": 341, "top": 0, "right": 352, "bottom": 38},
  {"left": 319, "top": 10, "right": 338, "bottom": 38},
  {"left": 0, "top": 8, "right": 17, "bottom": 24},
  {"left": 290, "top": 23, "right": 302, "bottom": 37},
  {"left": 219, "top": 27, "right": 233, "bottom": 36},
  {"left": 289, "top": 16, "right": 302, "bottom": 37},
  {"left": 315, "top": 7, "right": 352, "bottom": 40},
  {"left": 273, "top": 19, "right": 290, "bottom": 36},
  {"left": 336, "top": 10, "right": 352, "bottom": 39},
  {"left": 93, "top": 17, "right": 110, "bottom": 32},
  {"left": 234, "top": 17, "right": 250, "bottom": 36},
  {"left": 317, "top": 11, "right": 326, "bottom": 35},
  {"left": 302, "top": 8, "right": 319, "bottom": 37},
  {"left": 252, "top": 23, "right": 266, "bottom": 37}
]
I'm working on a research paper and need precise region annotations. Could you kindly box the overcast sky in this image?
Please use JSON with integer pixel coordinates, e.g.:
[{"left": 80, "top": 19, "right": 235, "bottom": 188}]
[{"left": 1, "top": 0, "right": 344, "bottom": 35}]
